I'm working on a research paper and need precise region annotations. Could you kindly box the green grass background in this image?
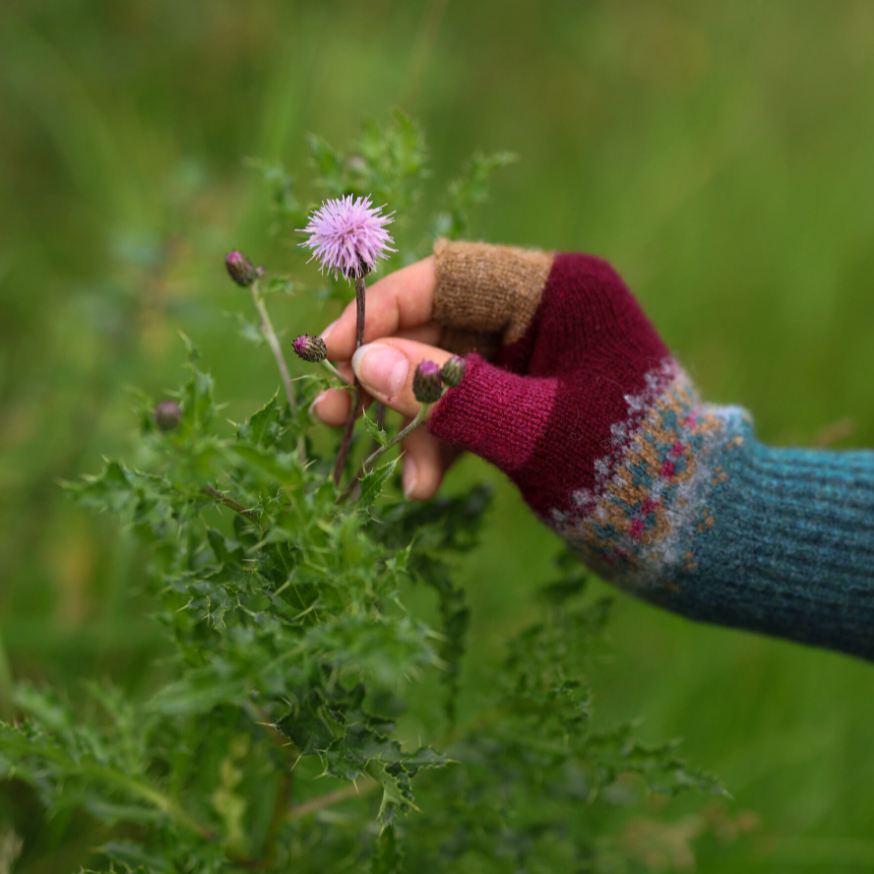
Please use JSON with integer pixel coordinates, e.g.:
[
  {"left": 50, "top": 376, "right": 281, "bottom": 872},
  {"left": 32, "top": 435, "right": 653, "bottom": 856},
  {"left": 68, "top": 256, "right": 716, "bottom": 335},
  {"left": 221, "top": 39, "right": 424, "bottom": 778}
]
[{"left": 2, "top": 1, "right": 874, "bottom": 870}]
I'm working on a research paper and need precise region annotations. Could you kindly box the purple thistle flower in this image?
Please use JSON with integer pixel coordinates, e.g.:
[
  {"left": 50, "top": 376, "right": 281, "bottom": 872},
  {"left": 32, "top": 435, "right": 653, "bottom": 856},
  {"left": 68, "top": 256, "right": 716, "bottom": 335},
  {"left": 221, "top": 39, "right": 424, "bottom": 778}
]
[
  {"left": 298, "top": 195, "right": 396, "bottom": 281},
  {"left": 412, "top": 361, "right": 444, "bottom": 404},
  {"left": 293, "top": 333, "right": 327, "bottom": 363}
]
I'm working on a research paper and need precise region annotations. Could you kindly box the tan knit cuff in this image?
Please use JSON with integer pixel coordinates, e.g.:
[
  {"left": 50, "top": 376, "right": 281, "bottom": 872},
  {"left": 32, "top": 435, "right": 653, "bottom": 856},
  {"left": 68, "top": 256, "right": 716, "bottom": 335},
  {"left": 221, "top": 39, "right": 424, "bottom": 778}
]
[{"left": 432, "top": 239, "right": 554, "bottom": 358}]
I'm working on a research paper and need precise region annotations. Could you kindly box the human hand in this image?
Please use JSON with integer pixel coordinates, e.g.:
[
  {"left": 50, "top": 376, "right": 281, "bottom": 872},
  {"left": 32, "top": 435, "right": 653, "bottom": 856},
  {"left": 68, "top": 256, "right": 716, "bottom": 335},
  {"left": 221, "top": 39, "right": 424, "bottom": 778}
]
[
  {"left": 311, "top": 237, "right": 675, "bottom": 518},
  {"left": 310, "top": 255, "right": 456, "bottom": 501}
]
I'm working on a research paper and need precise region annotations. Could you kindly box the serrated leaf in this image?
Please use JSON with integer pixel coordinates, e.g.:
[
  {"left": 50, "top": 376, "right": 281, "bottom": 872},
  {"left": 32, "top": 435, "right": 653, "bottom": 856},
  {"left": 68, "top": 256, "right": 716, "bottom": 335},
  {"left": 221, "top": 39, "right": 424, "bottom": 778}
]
[
  {"left": 434, "top": 150, "right": 517, "bottom": 240},
  {"left": 231, "top": 445, "right": 303, "bottom": 488},
  {"left": 243, "top": 388, "right": 281, "bottom": 446},
  {"left": 307, "top": 133, "right": 345, "bottom": 195},
  {"left": 358, "top": 457, "right": 399, "bottom": 511},
  {"left": 206, "top": 529, "right": 247, "bottom": 566},
  {"left": 262, "top": 276, "right": 294, "bottom": 296},
  {"left": 366, "top": 759, "right": 412, "bottom": 828},
  {"left": 182, "top": 341, "right": 216, "bottom": 436},
  {"left": 100, "top": 841, "right": 167, "bottom": 873},
  {"left": 275, "top": 701, "right": 338, "bottom": 755},
  {"left": 400, "top": 746, "right": 450, "bottom": 771},
  {"left": 370, "top": 824, "right": 402, "bottom": 874},
  {"left": 362, "top": 409, "right": 389, "bottom": 447},
  {"left": 587, "top": 728, "right": 729, "bottom": 799},
  {"left": 235, "top": 312, "right": 265, "bottom": 346},
  {"left": 148, "top": 669, "right": 249, "bottom": 715}
]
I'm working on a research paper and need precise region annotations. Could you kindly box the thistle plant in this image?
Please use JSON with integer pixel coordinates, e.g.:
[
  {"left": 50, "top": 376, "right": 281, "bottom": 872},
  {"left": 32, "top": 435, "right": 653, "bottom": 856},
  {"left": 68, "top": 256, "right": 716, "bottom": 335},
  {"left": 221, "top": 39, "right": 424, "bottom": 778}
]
[
  {"left": 299, "top": 195, "right": 396, "bottom": 486},
  {"left": 0, "top": 113, "right": 750, "bottom": 874}
]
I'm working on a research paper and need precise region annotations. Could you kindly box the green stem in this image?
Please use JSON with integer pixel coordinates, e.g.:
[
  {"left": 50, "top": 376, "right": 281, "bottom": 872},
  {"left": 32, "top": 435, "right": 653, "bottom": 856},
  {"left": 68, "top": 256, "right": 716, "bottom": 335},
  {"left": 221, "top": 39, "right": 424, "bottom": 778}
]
[
  {"left": 242, "top": 700, "right": 298, "bottom": 867},
  {"left": 336, "top": 403, "right": 430, "bottom": 504},
  {"left": 202, "top": 485, "right": 261, "bottom": 525},
  {"left": 360, "top": 403, "right": 429, "bottom": 473},
  {"left": 319, "top": 358, "right": 351, "bottom": 386},
  {"left": 286, "top": 778, "right": 378, "bottom": 820},
  {"left": 250, "top": 280, "right": 306, "bottom": 464}
]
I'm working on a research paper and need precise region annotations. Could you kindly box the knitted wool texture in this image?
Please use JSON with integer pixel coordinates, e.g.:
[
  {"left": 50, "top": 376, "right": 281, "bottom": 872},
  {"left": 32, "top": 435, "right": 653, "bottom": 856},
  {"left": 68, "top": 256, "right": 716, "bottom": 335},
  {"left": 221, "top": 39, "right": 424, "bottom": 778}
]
[{"left": 428, "top": 239, "right": 874, "bottom": 661}]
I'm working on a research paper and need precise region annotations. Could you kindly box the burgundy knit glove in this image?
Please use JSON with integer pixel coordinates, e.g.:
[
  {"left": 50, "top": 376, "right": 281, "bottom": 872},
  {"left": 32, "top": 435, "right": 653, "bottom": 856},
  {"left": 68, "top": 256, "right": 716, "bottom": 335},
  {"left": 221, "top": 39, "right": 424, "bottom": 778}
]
[
  {"left": 427, "top": 237, "right": 753, "bottom": 597},
  {"left": 429, "top": 239, "right": 677, "bottom": 518}
]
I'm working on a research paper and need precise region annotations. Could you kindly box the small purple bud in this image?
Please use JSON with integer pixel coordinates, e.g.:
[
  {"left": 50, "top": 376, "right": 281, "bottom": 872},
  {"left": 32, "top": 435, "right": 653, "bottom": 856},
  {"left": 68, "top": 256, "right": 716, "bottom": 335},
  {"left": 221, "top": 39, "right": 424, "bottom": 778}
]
[
  {"left": 412, "top": 361, "right": 444, "bottom": 404},
  {"left": 440, "top": 355, "right": 466, "bottom": 388},
  {"left": 293, "top": 333, "right": 328, "bottom": 363},
  {"left": 225, "top": 251, "right": 259, "bottom": 287},
  {"left": 155, "top": 400, "right": 182, "bottom": 432}
]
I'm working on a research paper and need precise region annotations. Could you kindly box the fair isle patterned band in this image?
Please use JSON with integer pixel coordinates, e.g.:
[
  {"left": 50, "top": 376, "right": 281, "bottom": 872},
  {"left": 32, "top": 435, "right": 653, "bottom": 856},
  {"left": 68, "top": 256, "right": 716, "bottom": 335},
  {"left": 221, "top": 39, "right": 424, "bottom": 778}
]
[{"left": 548, "top": 359, "right": 750, "bottom": 594}]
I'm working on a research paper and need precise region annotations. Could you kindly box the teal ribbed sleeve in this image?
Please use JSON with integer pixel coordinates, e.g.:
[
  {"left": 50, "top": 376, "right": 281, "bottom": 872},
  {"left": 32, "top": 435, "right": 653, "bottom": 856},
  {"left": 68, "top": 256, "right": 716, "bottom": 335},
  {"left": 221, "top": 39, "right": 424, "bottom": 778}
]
[{"left": 661, "top": 419, "right": 874, "bottom": 660}]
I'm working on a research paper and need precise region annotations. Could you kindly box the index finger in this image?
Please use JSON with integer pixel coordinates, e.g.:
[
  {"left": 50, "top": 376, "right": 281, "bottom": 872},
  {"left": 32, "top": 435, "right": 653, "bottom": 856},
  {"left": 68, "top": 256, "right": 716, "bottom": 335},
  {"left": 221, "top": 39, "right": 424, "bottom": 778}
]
[{"left": 320, "top": 256, "right": 436, "bottom": 362}]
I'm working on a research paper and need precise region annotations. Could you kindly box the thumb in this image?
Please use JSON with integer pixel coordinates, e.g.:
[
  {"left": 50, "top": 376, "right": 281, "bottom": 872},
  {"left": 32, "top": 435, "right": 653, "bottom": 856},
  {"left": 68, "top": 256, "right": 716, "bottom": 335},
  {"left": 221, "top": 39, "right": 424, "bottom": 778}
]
[
  {"left": 428, "top": 353, "right": 558, "bottom": 475},
  {"left": 350, "top": 338, "right": 457, "bottom": 419}
]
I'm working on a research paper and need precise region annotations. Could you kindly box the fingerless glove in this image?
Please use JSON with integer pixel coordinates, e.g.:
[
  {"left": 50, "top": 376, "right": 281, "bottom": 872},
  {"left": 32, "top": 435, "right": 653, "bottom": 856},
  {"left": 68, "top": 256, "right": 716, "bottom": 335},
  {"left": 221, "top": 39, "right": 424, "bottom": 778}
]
[{"left": 428, "top": 239, "right": 874, "bottom": 661}]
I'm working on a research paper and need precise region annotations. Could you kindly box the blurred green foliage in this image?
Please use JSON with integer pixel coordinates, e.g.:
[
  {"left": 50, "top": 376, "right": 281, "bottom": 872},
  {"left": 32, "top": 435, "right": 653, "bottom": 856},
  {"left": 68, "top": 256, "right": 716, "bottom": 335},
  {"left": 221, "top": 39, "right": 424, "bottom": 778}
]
[{"left": 1, "top": 1, "right": 874, "bottom": 871}]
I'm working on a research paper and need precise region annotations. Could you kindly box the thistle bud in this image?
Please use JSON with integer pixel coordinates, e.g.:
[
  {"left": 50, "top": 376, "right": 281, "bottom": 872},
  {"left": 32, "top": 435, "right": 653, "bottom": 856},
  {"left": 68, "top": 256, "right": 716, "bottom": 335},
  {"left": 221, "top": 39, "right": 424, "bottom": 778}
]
[
  {"left": 155, "top": 400, "right": 182, "bottom": 432},
  {"left": 440, "top": 355, "right": 466, "bottom": 388},
  {"left": 412, "top": 361, "right": 444, "bottom": 404},
  {"left": 293, "top": 333, "right": 328, "bottom": 363},
  {"left": 225, "top": 251, "right": 259, "bottom": 287}
]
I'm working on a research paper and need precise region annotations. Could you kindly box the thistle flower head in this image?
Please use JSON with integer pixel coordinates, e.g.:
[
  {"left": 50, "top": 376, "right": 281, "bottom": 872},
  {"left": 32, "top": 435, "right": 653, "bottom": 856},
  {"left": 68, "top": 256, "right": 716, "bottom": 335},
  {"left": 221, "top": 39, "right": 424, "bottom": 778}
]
[
  {"left": 225, "top": 251, "right": 259, "bottom": 287},
  {"left": 293, "top": 333, "right": 328, "bottom": 363},
  {"left": 412, "top": 360, "right": 444, "bottom": 404},
  {"left": 298, "top": 195, "right": 396, "bottom": 281},
  {"left": 440, "top": 355, "right": 466, "bottom": 388},
  {"left": 155, "top": 400, "right": 182, "bottom": 432}
]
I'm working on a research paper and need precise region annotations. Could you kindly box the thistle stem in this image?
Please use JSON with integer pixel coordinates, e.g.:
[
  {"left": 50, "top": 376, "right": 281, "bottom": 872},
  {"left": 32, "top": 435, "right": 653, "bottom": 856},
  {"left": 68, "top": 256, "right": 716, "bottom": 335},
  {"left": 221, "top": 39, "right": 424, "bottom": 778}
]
[
  {"left": 202, "top": 485, "right": 261, "bottom": 524},
  {"left": 336, "top": 402, "right": 430, "bottom": 504},
  {"left": 320, "top": 358, "right": 351, "bottom": 386},
  {"left": 287, "top": 778, "right": 378, "bottom": 820},
  {"left": 360, "top": 403, "right": 429, "bottom": 474},
  {"left": 250, "top": 281, "right": 306, "bottom": 464},
  {"left": 333, "top": 274, "right": 367, "bottom": 486}
]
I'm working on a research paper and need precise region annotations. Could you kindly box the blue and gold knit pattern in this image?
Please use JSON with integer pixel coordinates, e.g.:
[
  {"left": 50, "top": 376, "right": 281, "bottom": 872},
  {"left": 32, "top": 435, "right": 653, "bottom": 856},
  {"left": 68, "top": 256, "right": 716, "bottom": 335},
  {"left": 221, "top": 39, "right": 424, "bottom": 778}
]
[{"left": 549, "top": 360, "right": 874, "bottom": 661}]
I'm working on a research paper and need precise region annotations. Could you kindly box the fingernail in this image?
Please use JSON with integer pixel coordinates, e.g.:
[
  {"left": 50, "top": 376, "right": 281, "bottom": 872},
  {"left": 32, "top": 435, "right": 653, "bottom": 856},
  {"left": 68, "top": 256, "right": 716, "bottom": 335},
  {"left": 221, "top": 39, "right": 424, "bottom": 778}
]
[
  {"left": 308, "top": 390, "right": 328, "bottom": 421},
  {"left": 351, "top": 344, "right": 409, "bottom": 399},
  {"left": 403, "top": 458, "right": 418, "bottom": 500},
  {"left": 320, "top": 319, "right": 339, "bottom": 342}
]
